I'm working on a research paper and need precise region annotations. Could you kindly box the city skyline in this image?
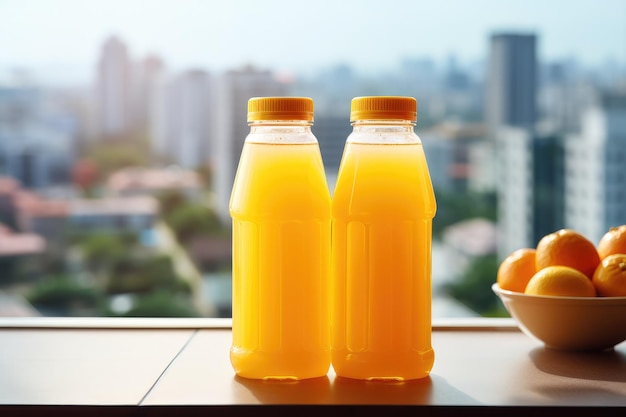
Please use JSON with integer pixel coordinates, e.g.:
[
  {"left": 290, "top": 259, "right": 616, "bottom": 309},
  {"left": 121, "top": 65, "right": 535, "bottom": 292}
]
[
  {"left": 1, "top": 0, "right": 625, "bottom": 86},
  {"left": 2, "top": 1, "right": 626, "bottom": 320}
]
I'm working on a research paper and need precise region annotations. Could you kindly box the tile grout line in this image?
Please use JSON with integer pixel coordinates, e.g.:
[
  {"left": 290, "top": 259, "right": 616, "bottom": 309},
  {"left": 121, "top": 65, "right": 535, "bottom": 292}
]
[{"left": 138, "top": 328, "right": 200, "bottom": 406}]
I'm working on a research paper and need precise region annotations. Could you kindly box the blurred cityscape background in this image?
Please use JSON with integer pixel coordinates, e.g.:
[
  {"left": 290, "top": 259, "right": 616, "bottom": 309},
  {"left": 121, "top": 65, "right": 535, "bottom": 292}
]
[{"left": 1, "top": 0, "right": 625, "bottom": 318}]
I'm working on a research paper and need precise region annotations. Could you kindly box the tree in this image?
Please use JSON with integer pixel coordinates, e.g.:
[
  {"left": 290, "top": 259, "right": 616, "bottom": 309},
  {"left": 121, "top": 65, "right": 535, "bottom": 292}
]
[
  {"left": 433, "top": 191, "right": 497, "bottom": 239},
  {"left": 122, "top": 291, "right": 199, "bottom": 317},
  {"left": 442, "top": 254, "right": 507, "bottom": 317},
  {"left": 80, "top": 233, "right": 129, "bottom": 271},
  {"left": 166, "top": 203, "right": 225, "bottom": 243},
  {"left": 105, "top": 253, "right": 191, "bottom": 295},
  {"left": 157, "top": 190, "right": 187, "bottom": 216},
  {"left": 84, "top": 132, "right": 151, "bottom": 179},
  {"left": 27, "top": 276, "right": 104, "bottom": 316}
]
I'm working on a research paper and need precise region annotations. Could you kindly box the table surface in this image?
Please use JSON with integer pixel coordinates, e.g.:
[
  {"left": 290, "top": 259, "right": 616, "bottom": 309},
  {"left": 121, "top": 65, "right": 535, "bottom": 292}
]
[{"left": 1, "top": 318, "right": 625, "bottom": 415}]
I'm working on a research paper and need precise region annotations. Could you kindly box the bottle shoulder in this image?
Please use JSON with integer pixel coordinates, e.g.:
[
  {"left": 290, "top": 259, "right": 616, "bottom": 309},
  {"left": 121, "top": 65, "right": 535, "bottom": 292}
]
[
  {"left": 332, "top": 142, "right": 436, "bottom": 218},
  {"left": 230, "top": 141, "right": 330, "bottom": 219}
]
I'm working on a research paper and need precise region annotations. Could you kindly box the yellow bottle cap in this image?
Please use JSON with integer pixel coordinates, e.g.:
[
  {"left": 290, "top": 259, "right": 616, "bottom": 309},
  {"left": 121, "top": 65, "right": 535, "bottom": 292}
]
[
  {"left": 247, "top": 97, "right": 314, "bottom": 122},
  {"left": 350, "top": 96, "right": 417, "bottom": 122}
]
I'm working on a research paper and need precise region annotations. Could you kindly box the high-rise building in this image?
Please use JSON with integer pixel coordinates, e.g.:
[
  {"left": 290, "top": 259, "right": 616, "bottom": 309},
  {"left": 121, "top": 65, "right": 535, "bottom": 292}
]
[
  {"left": 134, "top": 54, "right": 165, "bottom": 135},
  {"left": 538, "top": 60, "right": 597, "bottom": 134},
  {"left": 495, "top": 127, "right": 533, "bottom": 258},
  {"left": 213, "top": 66, "right": 289, "bottom": 222},
  {"left": 421, "top": 122, "right": 487, "bottom": 195},
  {"left": 154, "top": 70, "right": 214, "bottom": 169},
  {"left": 532, "top": 132, "right": 566, "bottom": 242},
  {"left": 96, "top": 36, "right": 133, "bottom": 139},
  {"left": 178, "top": 70, "right": 214, "bottom": 169},
  {"left": 489, "top": 32, "right": 541, "bottom": 258},
  {"left": 149, "top": 66, "right": 172, "bottom": 163},
  {"left": 0, "top": 76, "right": 75, "bottom": 190},
  {"left": 565, "top": 94, "right": 626, "bottom": 245},
  {"left": 495, "top": 127, "right": 566, "bottom": 259},
  {"left": 486, "top": 33, "right": 537, "bottom": 135}
]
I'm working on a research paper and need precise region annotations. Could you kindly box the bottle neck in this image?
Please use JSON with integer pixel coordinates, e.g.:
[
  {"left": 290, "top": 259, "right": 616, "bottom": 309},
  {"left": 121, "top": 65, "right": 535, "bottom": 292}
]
[
  {"left": 247, "top": 120, "right": 316, "bottom": 144},
  {"left": 249, "top": 120, "right": 312, "bottom": 127},
  {"left": 351, "top": 119, "right": 415, "bottom": 131},
  {"left": 349, "top": 119, "right": 419, "bottom": 144}
]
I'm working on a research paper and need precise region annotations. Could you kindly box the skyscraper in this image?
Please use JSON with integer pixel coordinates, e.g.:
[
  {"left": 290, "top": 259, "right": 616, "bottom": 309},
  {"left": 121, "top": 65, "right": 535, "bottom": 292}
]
[
  {"left": 150, "top": 70, "right": 215, "bottom": 169},
  {"left": 489, "top": 32, "right": 542, "bottom": 258},
  {"left": 96, "top": 36, "right": 133, "bottom": 139},
  {"left": 495, "top": 127, "right": 533, "bottom": 258},
  {"left": 565, "top": 94, "right": 626, "bottom": 245},
  {"left": 134, "top": 54, "right": 165, "bottom": 136},
  {"left": 486, "top": 33, "right": 537, "bottom": 135},
  {"left": 178, "top": 70, "right": 214, "bottom": 169},
  {"left": 495, "top": 127, "right": 566, "bottom": 259}
]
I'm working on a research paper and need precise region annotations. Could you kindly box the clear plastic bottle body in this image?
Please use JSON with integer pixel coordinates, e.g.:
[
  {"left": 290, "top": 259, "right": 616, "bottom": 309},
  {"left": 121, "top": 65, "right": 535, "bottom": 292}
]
[
  {"left": 229, "top": 120, "right": 331, "bottom": 380},
  {"left": 331, "top": 119, "right": 437, "bottom": 380}
]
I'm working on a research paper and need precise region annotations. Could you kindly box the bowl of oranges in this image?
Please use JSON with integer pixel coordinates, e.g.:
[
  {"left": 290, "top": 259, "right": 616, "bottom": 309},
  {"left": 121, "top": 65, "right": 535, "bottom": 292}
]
[{"left": 493, "top": 226, "right": 626, "bottom": 351}]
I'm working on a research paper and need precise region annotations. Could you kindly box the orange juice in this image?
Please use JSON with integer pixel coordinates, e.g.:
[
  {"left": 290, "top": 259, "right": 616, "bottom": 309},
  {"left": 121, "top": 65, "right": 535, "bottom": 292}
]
[
  {"left": 331, "top": 96, "right": 436, "bottom": 380},
  {"left": 230, "top": 97, "right": 331, "bottom": 380}
]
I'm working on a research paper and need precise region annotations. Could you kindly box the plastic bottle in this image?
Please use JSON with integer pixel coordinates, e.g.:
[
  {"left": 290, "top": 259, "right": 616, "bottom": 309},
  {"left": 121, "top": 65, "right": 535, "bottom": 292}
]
[
  {"left": 229, "top": 97, "right": 331, "bottom": 380},
  {"left": 331, "top": 96, "right": 437, "bottom": 380}
]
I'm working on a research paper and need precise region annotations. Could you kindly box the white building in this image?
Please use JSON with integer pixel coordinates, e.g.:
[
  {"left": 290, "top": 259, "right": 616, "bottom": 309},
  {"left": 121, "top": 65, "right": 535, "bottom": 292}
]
[
  {"left": 106, "top": 166, "right": 203, "bottom": 201},
  {"left": 495, "top": 127, "right": 534, "bottom": 259},
  {"left": 496, "top": 124, "right": 570, "bottom": 259},
  {"left": 134, "top": 55, "right": 165, "bottom": 138},
  {"left": 150, "top": 70, "right": 214, "bottom": 169},
  {"left": 565, "top": 94, "right": 626, "bottom": 245},
  {"left": 69, "top": 196, "right": 158, "bottom": 234},
  {"left": 96, "top": 36, "right": 133, "bottom": 139},
  {"left": 174, "top": 70, "right": 213, "bottom": 169},
  {"left": 468, "top": 140, "right": 497, "bottom": 193}
]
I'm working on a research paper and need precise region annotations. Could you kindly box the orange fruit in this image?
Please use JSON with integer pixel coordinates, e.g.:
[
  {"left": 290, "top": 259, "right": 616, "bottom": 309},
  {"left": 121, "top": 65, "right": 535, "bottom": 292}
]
[
  {"left": 592, "top": 253, "right": 626, "bottom": 297},
  {"left": 497, "top": 248, "right": 537, "bottom": 292},
  {"left": 525, "top": 266, "right": 596, "bottom": 297},
  {"left": 597, "top": 225, "right": 626, "bottom": 260},
  {"left": 535, "top": 229, "right": 600, "bottom": 279}
]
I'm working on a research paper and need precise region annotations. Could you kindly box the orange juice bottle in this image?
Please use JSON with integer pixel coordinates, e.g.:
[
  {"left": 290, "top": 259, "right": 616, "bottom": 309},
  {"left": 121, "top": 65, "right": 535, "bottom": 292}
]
[
  {"left": 331, "top": 96, "right": 437, "bottom": 380},
  {"left": 229, "top": 97, "right": 331, "bottom": 380}
]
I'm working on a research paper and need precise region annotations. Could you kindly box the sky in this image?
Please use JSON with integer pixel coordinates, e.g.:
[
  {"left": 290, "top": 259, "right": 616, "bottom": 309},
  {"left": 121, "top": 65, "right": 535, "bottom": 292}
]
[{"left": 0, "top": 0, "right": 625, "bottom": 85}]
